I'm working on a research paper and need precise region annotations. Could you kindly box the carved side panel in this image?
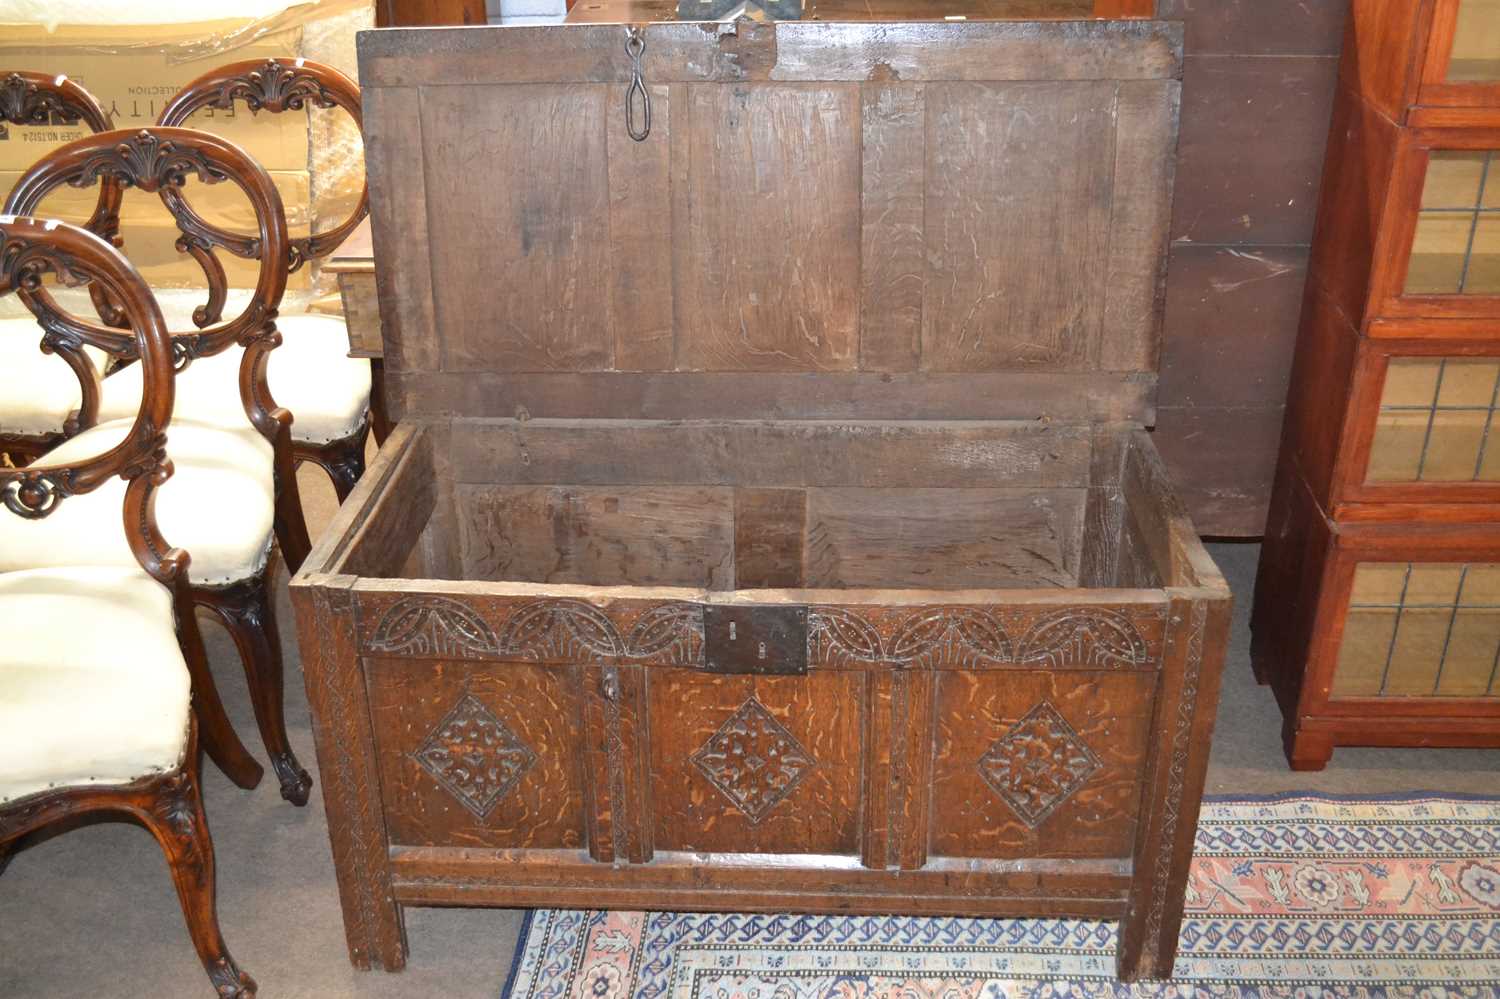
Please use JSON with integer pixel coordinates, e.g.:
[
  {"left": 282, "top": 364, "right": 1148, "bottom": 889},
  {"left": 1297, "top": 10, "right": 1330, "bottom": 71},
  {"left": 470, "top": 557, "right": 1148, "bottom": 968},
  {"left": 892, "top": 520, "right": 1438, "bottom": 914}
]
[
  {"left": 689, "top": 697, "right": 817, "bottom": 824},
  {"left": 929, "top": 669, "right": 1155, "bottom": 860},
  {"left": 647, "top": 670, "right": 863, "bottom": 856},
  {"left": 364, "top": 658, "right": 584, "bottom": 850}
]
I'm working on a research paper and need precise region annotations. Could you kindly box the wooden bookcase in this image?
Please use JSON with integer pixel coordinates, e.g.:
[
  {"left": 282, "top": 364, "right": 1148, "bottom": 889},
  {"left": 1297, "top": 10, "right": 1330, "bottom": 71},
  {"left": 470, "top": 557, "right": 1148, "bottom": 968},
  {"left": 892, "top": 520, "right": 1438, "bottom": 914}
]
[{"left": 1253, "top": 0, "right": 1500, "bottom": 768}]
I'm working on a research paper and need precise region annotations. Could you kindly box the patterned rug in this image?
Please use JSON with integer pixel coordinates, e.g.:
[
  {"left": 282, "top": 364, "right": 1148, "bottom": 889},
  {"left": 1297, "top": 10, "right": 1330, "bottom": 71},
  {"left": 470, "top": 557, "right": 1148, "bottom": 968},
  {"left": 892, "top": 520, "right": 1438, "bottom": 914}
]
[{"left": 501, "top": 795, "right": 1500, "bottom": 997}]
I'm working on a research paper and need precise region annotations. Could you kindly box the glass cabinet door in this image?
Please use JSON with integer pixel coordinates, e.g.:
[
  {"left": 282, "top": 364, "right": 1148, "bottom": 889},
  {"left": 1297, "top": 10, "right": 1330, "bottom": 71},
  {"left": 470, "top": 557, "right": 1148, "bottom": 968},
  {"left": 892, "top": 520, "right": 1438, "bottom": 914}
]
[
  {"left": 1367, "top": 356, "right": 1500, "bottom": 482},
  {"left": 1448, "top": 0, "right": 1500, "bottom": 82},
  {"left": 1406, "top": 151, "right": 1500, "bottom": 295},
  {"left": 1333, "top": 561, "right": 1500, "bottom": 698}
]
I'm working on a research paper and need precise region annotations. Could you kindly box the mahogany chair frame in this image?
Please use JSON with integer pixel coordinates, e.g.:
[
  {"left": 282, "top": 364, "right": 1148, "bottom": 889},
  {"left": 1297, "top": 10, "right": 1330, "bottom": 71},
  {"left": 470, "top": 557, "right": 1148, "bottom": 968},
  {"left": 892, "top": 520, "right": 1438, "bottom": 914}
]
[
  {"left": 158, "top": 57, "right": 378, "bottom": 500},
  {"left": 0, "top": 215, "right": 256, "bottom": 997},
  {"left": 0, "top": 71, "right": 118, "bottom": 465},
  {"left": 4, "top": 127, "right": 315, "bottom": 805}
]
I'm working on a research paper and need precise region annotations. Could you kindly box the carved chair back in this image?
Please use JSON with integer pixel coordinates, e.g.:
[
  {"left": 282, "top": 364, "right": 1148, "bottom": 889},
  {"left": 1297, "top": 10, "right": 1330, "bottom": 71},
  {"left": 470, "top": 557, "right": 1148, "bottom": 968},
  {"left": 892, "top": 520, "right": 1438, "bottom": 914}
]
[
  {"left": 0, "top": 72, "right": 119, "bottom": 245},
  {"left": 0, "top": 214, "right": 185, "bottom": 586},
  {"left": 158, "top": 58, "right": 368, "bottom": 273},
  {"left": 1, "top": 72, "right": 121, "bottom": 433},
  {"left": 3, "top": 127, "right": 293, "bottom": 444}
]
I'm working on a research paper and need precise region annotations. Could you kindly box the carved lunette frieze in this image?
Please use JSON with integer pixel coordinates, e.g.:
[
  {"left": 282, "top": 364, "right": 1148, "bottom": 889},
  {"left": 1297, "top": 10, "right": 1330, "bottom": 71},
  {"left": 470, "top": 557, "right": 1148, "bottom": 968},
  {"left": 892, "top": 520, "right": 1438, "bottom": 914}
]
[
  {"left": 811, "top": 605, "right": 1157, "bottom": 670},
  {"left": 361, "top": 597, "right": 1160, "bottom": 670},
  {"left": 363, "top": 596, "right": 705, "bottom": 665}
]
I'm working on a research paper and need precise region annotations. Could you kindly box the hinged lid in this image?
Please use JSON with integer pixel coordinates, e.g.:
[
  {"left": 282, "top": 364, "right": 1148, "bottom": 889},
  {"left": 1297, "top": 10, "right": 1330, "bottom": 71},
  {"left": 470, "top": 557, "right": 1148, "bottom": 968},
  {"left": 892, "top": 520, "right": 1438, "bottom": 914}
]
[{"left": 359, "top": 17, "right": 1181, "bottom": 426}]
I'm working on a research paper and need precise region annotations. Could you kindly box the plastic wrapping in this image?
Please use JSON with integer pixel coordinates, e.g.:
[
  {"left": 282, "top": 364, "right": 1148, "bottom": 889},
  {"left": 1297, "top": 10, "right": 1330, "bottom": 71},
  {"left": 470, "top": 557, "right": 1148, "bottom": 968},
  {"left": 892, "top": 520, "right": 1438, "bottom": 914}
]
[{"left": 0, "top": 0, "right": 372, "bottom": 293}]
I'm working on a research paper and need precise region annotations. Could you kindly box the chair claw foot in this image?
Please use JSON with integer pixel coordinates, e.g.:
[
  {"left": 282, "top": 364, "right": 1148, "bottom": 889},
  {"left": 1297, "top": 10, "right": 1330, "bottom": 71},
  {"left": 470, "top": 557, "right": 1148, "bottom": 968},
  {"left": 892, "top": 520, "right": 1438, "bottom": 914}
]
[
  {"left": 209, "top": 957, "right": 257, "bottom": 998},
  {"left": 273, "top": 757, "right": 313, "bottom": 806}
]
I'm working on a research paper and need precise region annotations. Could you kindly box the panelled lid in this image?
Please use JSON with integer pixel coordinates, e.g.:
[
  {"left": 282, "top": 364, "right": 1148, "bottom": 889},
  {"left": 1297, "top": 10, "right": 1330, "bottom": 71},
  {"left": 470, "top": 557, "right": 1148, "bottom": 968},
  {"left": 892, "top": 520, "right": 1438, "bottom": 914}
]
[{"left": 359, "top": 18, "right": 1181, "bottom": 425}]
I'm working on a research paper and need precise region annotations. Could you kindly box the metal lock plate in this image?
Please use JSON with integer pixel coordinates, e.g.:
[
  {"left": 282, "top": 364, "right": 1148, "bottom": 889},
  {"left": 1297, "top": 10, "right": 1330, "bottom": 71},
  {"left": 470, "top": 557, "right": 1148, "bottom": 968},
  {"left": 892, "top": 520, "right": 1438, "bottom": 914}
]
[{"left": 702, "top": 605, "right": 809, "bottom": 675}]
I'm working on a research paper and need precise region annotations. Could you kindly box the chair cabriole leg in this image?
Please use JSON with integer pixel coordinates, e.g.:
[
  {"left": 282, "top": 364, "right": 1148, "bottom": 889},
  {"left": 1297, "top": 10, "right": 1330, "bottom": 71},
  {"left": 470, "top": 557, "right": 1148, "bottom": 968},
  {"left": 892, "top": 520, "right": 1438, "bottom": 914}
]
[
  {"left": 197, "top": 576, "right": 312, "bottom": 806},
  {"left": 137, "top": 733, "right": 257, "bottom": 998}
]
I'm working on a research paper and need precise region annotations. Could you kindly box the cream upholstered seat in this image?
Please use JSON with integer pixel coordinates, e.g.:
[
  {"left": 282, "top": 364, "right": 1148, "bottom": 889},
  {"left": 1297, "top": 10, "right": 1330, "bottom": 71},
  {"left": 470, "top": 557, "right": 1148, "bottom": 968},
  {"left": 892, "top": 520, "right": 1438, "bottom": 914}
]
[
  {"left": 0, "top": 314, "right": 108, "bottom": 437},
  {"left": 34, "top": 286, "right": 373, "bottom": 446},
  {"left": 0, "top": 566, "right": 191, "bottom": 804},
  {"left": 0, "top": 417, "right": 277, "bottom": 586},
  {"left": 98, "top": 312, "right": 372, "bottom": 445}
]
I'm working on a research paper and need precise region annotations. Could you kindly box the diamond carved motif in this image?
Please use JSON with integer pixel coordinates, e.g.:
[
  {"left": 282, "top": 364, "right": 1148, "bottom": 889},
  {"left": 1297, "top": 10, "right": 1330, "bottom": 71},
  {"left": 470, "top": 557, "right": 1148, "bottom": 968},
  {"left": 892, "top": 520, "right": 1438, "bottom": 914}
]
[
  {"left": 412, "top": 695, "right": 537, "bottom": 819},
  {"left": 978, "top": 701, "right": 1101, "bottom": 828},
  {"left": 690, "top": 698, "right": 815, "bottom": 824}
]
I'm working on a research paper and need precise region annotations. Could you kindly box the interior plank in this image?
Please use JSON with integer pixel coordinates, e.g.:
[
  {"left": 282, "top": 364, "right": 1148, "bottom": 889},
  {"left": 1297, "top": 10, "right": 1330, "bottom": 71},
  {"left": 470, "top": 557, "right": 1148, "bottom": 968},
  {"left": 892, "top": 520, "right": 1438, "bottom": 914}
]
[
  {"left": 395, "top": 371, "right": 1156, "bottom": 422},
  {"left": 734, "top": 487, "right": 808, "bottom": 588},
  {"left": 803, "top": 487, "right": 1084, "bottom": 589},
  {"left": 455, "top": 484, "right": 736, "bottom": 587},
  {"left": 449, "top": 419, "right": 1093, "bottom": 488}
]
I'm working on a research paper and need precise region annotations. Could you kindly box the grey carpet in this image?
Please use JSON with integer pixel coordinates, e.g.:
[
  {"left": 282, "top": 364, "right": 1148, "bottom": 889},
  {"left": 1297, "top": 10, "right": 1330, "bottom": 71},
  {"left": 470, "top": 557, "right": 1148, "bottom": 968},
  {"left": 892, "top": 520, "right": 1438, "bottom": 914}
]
[{"left": 2, "top": 468, "right": 1498, "bottom": 998}]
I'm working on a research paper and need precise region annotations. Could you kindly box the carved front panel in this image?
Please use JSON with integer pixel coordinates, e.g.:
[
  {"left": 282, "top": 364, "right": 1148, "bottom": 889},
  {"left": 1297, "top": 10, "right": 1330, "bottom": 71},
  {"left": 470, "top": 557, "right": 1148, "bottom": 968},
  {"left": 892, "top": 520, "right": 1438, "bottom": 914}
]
[
  {"left": 365, "top": 659, "right": 584, "bottom": 849},
  {"left": 648, "top": 671, "right": 863, "bottom": 856},
  {"left": 929, "top": 670, "right": 1155, "bottom": 860}
]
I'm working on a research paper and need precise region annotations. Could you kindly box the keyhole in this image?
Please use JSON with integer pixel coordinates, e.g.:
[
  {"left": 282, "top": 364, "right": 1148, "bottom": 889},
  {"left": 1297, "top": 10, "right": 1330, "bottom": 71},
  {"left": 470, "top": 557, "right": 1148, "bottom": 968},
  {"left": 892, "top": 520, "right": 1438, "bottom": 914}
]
[{"left": 758, "top": 642, "right": 767, "bottom": 660}]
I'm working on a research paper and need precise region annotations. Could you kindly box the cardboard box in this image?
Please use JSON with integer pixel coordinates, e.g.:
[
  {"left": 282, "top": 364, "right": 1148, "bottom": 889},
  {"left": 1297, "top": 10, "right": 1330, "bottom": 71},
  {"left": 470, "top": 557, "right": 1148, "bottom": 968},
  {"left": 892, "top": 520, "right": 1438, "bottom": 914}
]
[
  {"left": 0, "top": 0, "right": 371, "bottom": 293},
  {"left": 0, "top": 19, "right": 313, "bottom": 171}
]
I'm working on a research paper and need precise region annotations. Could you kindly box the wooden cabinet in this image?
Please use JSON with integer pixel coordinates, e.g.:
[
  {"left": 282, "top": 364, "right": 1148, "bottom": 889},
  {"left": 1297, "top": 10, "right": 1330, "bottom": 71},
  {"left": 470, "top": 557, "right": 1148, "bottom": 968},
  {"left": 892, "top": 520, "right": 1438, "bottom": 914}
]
[
  {"left": 1253, "top": 0, "right": 1500, "bottom": 770},
  {"left": 290, "top": 15, "right": 1229, "bottom": 984}
]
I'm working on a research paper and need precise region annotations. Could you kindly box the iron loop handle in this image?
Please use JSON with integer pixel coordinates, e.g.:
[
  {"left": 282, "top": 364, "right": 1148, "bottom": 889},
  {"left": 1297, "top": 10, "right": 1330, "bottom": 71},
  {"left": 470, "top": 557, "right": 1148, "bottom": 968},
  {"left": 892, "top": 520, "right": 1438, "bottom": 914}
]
[{"left": 625, "top": 27, "right": 651, "bottom": 142}]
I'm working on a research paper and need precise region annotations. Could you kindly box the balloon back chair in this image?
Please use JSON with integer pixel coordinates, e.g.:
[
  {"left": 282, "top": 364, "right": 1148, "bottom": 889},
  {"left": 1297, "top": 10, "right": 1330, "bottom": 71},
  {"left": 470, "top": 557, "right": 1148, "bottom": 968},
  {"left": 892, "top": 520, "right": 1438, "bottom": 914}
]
[
  {"left": 1, "top": 127, "right": 316, "bottom": 805},
  {"left": 0, "top": 214, "right": 256, "bottom": 998},
  {"left": 140, "top": 57, "right": 377, "bottom": 500},
  {"left": 0, "top": 71, "right": 118, "bottom": 465}
]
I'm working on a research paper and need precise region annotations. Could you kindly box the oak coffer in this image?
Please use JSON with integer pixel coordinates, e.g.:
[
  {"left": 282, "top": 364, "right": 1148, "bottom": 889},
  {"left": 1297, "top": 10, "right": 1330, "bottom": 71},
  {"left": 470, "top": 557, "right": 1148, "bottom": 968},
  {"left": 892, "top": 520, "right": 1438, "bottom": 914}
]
[{"left": 289, "top": 14, "right": 1230, "bottom": 982}]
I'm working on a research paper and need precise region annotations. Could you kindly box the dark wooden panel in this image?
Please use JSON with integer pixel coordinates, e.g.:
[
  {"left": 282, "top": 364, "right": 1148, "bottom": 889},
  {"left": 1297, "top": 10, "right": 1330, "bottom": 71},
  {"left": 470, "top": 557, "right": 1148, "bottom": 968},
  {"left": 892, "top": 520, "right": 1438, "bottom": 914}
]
[
  {"left": 1151, "top": 406, "right": 1284, "bottom": 537},
  {"left": 608, "top": 83, "right": 675, "bottom": 371},
  {"left": 676, "top": 84, "right": 861, "bottom": 372},
  {"left": 448, "top": 419, "right": 1093, "bottom": 489},
  {"left": 454, "top": 484, "right": 735, "bottom": 587},
  {"left": 647, "top": 670, "right": 864, "bottom": 855},
  {"left": 734, "top": 488, "right": 807, "bottom": 589},
  {"left": 1171, "top": 55, "right": 1339, "bottom": 246},
  {"left": 1156, "top": 0, "right": 1349, "bottom": 56},
  {"left": 1159, "top": 244, "right": 1308, "bottom": 408},
  {"left": 366, "top": 659, "right": 585, "bottom": 850},
  {"left": 859, "top": 82, "right": 926, "bottom": 372},
  {"left": 922, "top": 81, "right": 1116, "bottom": 372},
  {"left": 392, "top": 370, "right": 1157, "bottom": 423},
  {"left": 804, "top": 487, "right": 1085, "bottom": 589},
  {"left": 930, "top": 669, "right": 1153, "bottom": 859},
  {"left": 419, "top": 84, "right": 613, "bottom": 371}
]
